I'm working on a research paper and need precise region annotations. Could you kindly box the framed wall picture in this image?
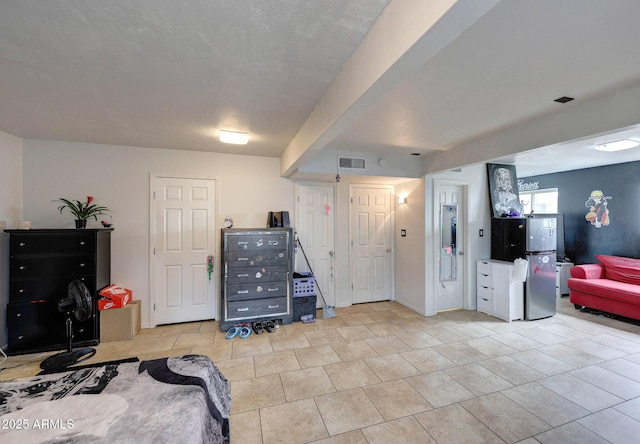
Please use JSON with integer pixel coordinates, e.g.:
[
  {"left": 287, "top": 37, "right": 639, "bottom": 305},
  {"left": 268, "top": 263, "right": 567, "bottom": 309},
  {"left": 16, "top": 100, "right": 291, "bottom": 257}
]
[{"left": 487, "top": 163, "right": 523, "bottom": 217}]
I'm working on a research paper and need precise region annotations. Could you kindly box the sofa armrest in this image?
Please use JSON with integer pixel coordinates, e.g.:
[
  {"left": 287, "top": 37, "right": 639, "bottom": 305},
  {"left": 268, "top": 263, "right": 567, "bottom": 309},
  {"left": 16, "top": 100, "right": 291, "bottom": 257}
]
[{"left": 570, "top": 264, "right": 605, "bottom": 279}]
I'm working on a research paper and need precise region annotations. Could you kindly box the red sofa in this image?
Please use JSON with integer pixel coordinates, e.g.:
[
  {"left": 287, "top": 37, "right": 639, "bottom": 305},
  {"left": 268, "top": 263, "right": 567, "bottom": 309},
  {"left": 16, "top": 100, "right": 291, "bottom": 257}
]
[{"left": 568, "top": 254, "right": 640, "bottom": 320}]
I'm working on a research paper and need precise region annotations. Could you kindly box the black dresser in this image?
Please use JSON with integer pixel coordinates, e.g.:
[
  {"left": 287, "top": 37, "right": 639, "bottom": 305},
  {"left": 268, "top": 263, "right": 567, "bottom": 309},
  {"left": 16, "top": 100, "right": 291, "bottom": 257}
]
[
  {"left": 221, "top": 228, "right": 293, "bottom": 330},
  {"left": 4, "top": 229, "right": 111, "bottom": 354}
]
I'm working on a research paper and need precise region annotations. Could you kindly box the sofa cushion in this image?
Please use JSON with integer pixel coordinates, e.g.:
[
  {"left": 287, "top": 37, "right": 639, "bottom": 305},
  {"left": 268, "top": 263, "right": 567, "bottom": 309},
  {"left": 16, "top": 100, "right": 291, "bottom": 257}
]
[
  {"left": 595, "top": 254, "right": 640, "bottom": 285},
  {"left": 568, "top": 277, "right": 640, "bottom": 306}
]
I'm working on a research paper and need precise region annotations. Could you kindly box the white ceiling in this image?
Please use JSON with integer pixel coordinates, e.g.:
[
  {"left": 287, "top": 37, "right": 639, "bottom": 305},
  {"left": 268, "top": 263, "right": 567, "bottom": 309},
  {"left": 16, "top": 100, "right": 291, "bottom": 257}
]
[{"left": 2, "top": 0, "right": 640, "bottom": 178}]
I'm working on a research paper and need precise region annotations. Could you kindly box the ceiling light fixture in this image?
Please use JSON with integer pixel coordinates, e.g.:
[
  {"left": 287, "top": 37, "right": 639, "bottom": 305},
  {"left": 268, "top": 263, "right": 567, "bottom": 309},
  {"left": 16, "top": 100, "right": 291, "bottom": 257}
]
[
  {"left": 219, "top": 130, "right": 249, "bottom": 145},
  {"left": 594, "top": 139, "right": 639, "bottom": 152}
]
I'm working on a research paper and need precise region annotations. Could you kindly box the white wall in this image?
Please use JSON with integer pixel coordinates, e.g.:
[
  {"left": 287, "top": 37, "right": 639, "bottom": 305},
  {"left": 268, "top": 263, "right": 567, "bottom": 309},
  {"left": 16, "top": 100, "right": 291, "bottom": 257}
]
[
  {"left": 0, "top": 130, "right": 23, "bottom": 348},
  {"left": 298, "top": 147, "right": 422, "bottom": 178},
  {"left": 394, "top": 178, "right": 426, "bottom": 314},
  {"left": 22, "top": 140, "right": 294, "bottom": 328}
]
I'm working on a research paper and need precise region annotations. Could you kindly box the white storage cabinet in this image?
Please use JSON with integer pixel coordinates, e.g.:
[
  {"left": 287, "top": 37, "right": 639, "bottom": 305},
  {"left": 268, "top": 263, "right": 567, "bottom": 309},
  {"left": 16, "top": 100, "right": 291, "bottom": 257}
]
[{"left": 476, "top": 259, "right": 524, "bottom": 322}]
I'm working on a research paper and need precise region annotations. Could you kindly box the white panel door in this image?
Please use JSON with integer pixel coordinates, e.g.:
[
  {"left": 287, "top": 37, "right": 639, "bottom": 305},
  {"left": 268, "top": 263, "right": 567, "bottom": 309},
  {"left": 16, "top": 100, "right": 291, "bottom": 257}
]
[
  {"left": 154, "top": 177, "right": 216, "bottom": 325},
  {"left": 436, "top": 184, "right": 465, "bottom": 311},
  {"left": 295, "top": 183, "right": 336, "bottom": 307},
  {"left": 351, "top": 185, "right": 392, "bottom": 304}
]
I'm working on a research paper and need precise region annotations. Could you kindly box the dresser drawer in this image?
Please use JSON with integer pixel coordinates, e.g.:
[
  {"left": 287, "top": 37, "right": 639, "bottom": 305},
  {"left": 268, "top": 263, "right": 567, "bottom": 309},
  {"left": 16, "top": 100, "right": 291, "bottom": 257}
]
[
  {"left": 477, "top": 284, "right": 492, "bottom": 300},
  {"left": 228, "top": 266, "right": 287, "bottom": 284},
  {"left": 10, "top": 232, "right": 96, "bottom": 256},
  {"left": 11, "top": 256, "right": 95, "bottom": 278},
  {"left": 477, "top": 260, "right": 491, "bottom": 275},
  {"left": 477, "top": 293, "right": 492, "bottom": 313},
  {"left": 227, "top": 250, "right": 288, "bottom": 267},
  {"left": 477, "top": 272, "right": 492, "bottom": 289},
  {"left": 227, "top": 297, "right": 289, "bottom": 320},
  {"left": 10, "top": 276, "right": 96, "bottom": 303},
  {"left": 227, "top": 233, "right": 289, "bottom": 251},
  {"left": 7, "top": 300, "right": 96, "bottom": 352},
  {"left": 226, "top": 281, "right": 288, "bottom": 301}
]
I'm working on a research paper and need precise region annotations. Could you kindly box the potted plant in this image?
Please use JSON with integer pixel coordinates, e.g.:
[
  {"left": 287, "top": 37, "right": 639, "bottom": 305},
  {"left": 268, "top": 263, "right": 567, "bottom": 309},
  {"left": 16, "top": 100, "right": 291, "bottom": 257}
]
[{"left": 54, "top": 196, "right": 111, "bottom": 228}]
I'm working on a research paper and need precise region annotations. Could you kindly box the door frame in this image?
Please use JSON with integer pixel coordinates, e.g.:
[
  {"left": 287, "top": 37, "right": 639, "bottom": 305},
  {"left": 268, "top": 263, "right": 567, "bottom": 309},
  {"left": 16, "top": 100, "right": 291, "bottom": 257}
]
[
  {"left": 349, "top": 183, "right": 396, "bottom": 304},
  {"left": 294, "top": 181, "right": 337, "bottom": 307},
  {"left": 431, "top": 179, "right": 470, "bottom": 312},
  {"left": 149, "top": 174, "right": 219, "bottom": 328}
]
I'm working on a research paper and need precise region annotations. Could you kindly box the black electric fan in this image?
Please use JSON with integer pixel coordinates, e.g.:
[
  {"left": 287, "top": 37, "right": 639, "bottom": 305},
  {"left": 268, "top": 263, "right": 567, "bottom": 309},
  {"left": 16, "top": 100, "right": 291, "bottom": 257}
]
[{"left": 40, "top": 280, "right": 97, "bottom": 371}]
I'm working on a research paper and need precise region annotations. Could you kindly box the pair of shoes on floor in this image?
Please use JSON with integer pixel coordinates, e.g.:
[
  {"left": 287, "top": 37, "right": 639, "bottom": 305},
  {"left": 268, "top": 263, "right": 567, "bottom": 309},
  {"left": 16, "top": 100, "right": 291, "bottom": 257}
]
[
  {"left": 252, "top": 320, "right": 276, "bottom": 334},
  {"left": 252, "top": 321, "right": 264, "bottom": 334},
  {"left": 225, "top": 323, "right": 251, "bottom": 339}
]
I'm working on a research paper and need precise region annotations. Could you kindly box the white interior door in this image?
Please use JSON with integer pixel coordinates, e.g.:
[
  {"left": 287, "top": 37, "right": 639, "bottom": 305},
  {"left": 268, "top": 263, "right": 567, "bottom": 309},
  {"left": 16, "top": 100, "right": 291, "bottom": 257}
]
[
  {"left": 153, "top": 177, "right": 216, "bottom": 325},
  {"left": 295, "top": 183, "right": 336, "bottom": 307},
  {"left": 351, "top": 185, "right": 392, "bottom": 304},
  {"left": 436, "top": 184, "right": 465, "bottom": 311}
]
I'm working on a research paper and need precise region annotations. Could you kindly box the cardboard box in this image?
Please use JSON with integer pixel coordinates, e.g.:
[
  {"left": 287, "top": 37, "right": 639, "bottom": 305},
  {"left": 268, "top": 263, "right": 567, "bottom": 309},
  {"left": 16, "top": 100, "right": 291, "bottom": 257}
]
[
  {"left": 98, "top": 284, "right": 133, "bottom": 310},
  {"left": 100, "top": 300, "right": 141, "bottom": 342}
]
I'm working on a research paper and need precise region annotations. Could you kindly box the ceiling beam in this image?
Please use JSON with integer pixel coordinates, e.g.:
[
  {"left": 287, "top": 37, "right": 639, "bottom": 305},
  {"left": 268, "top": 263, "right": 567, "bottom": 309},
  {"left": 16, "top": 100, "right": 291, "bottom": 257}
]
[
  {"left": 279, "top": 0, "right": 503, "bottom": 177},
  {"left": 421, "top": 82, "right": 640, "bottom": 175}
]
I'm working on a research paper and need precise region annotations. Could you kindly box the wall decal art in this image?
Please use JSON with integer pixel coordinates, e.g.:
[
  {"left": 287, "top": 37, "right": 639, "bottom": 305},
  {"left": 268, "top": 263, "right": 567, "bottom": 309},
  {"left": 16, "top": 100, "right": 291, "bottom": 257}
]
[{"left": 585, "top": 189, "right": 612, "bottom": 228}]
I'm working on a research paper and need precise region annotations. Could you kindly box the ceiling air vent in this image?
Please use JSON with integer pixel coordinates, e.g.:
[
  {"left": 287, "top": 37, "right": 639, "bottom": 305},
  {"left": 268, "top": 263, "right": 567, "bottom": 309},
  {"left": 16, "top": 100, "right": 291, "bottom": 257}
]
[{"left": 339, "top": 157, "right": 366, "bottom": 170}]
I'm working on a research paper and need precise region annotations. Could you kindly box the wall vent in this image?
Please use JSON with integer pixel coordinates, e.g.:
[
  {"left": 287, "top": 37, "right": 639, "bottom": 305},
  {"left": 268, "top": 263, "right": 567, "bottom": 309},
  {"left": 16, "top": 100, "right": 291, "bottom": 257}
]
[{"left": 339, "top": 157, "right": 366, "bottom": 170}]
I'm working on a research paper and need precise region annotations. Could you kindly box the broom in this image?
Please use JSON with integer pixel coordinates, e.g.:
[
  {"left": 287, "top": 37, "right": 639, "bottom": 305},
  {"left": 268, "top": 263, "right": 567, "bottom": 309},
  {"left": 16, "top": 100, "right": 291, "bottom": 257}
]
[{"left": 295, "top": 236, "right": 337, "bottom": 319}]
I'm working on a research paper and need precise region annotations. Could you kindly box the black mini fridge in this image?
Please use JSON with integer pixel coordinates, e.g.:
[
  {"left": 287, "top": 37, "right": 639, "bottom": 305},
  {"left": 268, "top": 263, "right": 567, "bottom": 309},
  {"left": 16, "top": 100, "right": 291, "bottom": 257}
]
[{"left": 491, "top": 216, "right": 557, "bottom": 320}]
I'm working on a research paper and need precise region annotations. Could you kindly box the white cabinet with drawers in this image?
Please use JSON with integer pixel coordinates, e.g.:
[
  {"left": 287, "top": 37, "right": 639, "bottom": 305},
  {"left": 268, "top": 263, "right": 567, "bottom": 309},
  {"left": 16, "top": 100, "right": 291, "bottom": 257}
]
[
  {"left": 476, "top": 259, "right": 524, "bottom": 322},
  {"left": 556, "top": 261, "right": 573, "bottom": 298}
]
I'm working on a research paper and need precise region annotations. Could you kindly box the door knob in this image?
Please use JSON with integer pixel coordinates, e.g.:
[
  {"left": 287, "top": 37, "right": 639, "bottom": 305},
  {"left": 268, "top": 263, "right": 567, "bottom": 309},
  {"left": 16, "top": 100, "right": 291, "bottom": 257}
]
[
  {"left": 386, "top": 248, "right": 392, "bottom": 253},
  {"left": 459, "top": 251, "right": 464, "bottom": 256}
]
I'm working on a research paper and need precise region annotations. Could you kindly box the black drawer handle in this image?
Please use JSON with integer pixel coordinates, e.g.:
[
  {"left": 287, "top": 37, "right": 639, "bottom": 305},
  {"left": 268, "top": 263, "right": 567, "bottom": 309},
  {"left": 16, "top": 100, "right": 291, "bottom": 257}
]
[
  {"left": 482, "top": 298, "right": 489, "bottom": 301},
  {"left": 238, "top": 258, "right": 249, "bottom": 261},
  {"left": 268, "top": 287, "right": 279, "bottom": 292},
  {"left": 19, "top": 242, "right": 26, "bottom": 247},
  {"left": 17, "top": 335, "right": 24, "bottom": 340},
  {"left": 16, "top": 313, "right": 22, "bottom": 317},
  {"left": 79, "top": 263, "right": 86, "bottom": 267},
  {"left": 236, "top": 307, "right": 249, "bottom": 312},
  {"left": 237, "top": 290, "right": 249, "bottom": 294},
  {"left": 80, "top": 241, "right": 86, "bottom": 246},
  {"left": 237, "top": 273, "right": 249, "bottom": 278},
  {"left": 19, "top": 289, "right": 25, "bottom": 293},
  {"left": 19, "top": 265, "right": 26, "bottom": 270},
  {"left": 268, "top": 304, "right": 280, "bottom": 309}
]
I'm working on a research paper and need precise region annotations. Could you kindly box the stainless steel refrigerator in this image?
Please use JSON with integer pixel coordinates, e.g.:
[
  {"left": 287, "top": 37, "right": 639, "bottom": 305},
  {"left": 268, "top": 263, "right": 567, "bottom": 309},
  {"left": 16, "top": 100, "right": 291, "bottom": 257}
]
[
  {"left": 524, "top": 216, "right": 557, "bottom": 320},
  {"left": 491, "top": 216, "right": 557, "bottom": 320}
]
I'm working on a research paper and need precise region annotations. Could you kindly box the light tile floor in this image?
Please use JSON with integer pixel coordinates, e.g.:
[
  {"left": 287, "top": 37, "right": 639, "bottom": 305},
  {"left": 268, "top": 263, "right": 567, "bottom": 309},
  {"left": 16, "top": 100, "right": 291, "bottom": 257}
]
[{"left": 2, "top": 298, "right": 640, "bottom": 443}]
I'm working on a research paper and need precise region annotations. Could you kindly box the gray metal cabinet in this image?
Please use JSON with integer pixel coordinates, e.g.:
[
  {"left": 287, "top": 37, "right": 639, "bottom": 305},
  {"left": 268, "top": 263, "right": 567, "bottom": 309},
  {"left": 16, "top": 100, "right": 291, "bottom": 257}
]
[{"left": 220, "top": 228, "right": 293, "bottom": 330}]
